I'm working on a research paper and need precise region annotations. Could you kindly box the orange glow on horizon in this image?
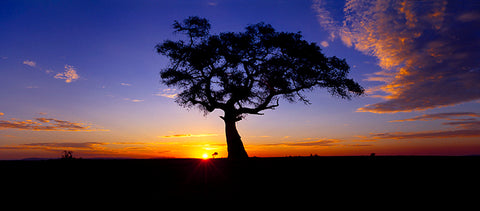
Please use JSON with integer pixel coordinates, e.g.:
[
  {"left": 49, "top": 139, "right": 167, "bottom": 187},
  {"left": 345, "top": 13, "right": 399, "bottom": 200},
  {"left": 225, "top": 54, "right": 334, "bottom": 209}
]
[{"left": 202, "top": 153, "right": 209, "bottom": 159}]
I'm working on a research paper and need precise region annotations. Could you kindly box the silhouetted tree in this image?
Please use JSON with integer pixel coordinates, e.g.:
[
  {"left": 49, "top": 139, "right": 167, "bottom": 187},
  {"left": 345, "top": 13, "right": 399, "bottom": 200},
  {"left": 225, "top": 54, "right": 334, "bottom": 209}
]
[
  {"left": 61, "top": 150, "right": 74, "bottom": 160},
  {"left": 156, "top": 17, "right": 364, "bottom": 159}
]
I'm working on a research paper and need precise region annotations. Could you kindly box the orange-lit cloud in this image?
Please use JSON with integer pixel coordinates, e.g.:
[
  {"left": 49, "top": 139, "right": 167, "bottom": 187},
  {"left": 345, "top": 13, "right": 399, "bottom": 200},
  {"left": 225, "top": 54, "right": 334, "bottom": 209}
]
[
  {"left": 154, "top": 88, "right": 178, "bottom": 99},
  {"left": 0, "top": 142, "right": 105, "bottom": 151},
  {"left": 263, "top": 139, "right": 342, "bottom": 147},
  {"left": 389, "top": 112, "right": 480, "bottom": 122},
  {"left": 370, "top": 129, "right": 480, "bottom": 140},
  {"left": 0, "top": 116, "right": 107, "bottom": 131},
  {"left": 0, "top": 142, "right": 171, "bottom": 159},
  {"left": 123, "top": 98, "right": 144, "bottom": 103},
  {"left": 23, "top": 142, "right": 105, "bottom": 149},
  {"left": 54, "top": 64, "right": 80, "bottom": 83},
  {"left": 160, "top": 133, "right": 218, "bottom": 138},
  {"left": 23, "top": 60, "right": 36, "bottom": 67},
  {"left": 363, "top": 112, "right": 480, "bottom": 140},
  {"left": 314, "top": 0, "right": 480, "bottom": 113},
  {"left": 320, "top": 41, "right": 329, "bottom": 48},
  {"left": 443, "top": 120, "right": 480, "bottom": 130}
]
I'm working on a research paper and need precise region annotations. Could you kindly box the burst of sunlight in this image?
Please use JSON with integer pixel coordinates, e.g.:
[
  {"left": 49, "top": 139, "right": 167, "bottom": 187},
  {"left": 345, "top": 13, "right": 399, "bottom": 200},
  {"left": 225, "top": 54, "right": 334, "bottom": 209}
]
[{"left": 202, "top": 153, "right": 209, "bottom": 159}]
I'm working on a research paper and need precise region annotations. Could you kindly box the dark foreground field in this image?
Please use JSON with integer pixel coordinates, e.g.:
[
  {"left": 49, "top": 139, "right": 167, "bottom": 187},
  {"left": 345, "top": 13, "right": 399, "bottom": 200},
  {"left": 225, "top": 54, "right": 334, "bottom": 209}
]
[{"left": 2, "top": 156, "right": 479, "bottom": 200}]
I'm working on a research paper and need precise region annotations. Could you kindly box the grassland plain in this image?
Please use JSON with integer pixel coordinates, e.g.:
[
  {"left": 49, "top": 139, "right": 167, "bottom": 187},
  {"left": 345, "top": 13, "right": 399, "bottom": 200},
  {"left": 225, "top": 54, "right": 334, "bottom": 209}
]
[{"left": 2, "top": 156, "right": 478, "bottom": 202}]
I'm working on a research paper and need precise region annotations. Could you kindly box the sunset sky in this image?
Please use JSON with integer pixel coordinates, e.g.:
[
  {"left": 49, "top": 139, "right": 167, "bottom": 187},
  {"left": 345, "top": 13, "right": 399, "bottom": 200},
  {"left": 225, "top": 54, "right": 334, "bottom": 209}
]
[{"left": 1, "top": 0, "right": 479, "bottom": 159}]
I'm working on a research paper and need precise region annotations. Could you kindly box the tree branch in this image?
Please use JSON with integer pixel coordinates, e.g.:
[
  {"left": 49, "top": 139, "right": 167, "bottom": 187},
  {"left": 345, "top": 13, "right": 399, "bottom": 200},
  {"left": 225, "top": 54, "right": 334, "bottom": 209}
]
[{"left": 237, "top": 93, "right": 279, "bottom": 115}]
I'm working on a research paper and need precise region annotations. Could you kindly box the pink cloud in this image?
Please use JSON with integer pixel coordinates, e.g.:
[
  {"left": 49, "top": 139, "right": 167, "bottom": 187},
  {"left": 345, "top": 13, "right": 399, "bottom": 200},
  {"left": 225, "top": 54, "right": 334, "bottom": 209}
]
[
  {"left": 314, "top": 0, "right": 480, "bottom": 113},
  {"left": 54, "top": 65, "right": 80, "bottom": 83},
  {"left": 0, "top": 116, "right": 107, "bottom": 132}
]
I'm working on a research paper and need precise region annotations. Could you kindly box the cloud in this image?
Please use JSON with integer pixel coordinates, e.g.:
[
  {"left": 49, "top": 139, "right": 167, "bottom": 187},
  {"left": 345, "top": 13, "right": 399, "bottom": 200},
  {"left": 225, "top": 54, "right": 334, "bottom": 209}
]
[
  {"left": 313, "top": 0, "right": 480, "bottom": 113},
  {"left": 54, "top": 65, "right": 80, "bottom": 83},
  {"left": 160, "top": 133, "right": 218, "bottom": 138},
  {"left": 390, "top": 112, "right": 480, "bottom": 122},
  {"left": 312, "top": 0, "right": 340, "bottom": 40},
  {"left": 442, "top": 120, "right": 480, "bottom": 130},
  {"left": 0, "top": 117, "right": 107, "bottom": 131},
  {"left": 123, "top": 98, "right": 144, "bottom": 103},
  {"left": 23, "top": 142, "right": 105, "bottom": 149},
  {"left": 154, "top": 88, "right": 178, "bottom": 99},
  {"left": 0, "top": 141, "right": 171, "bottom": 159},
  {"left": 207, "top": 1, "right": 218, "bottom": 6},
  {"left": 320, "top": 41, "right": 329, "bottom": 48},
  {"left": 23, "top": 60, "right": 36, "bottom": 67},
  {"left": 364, "top": 111, "right": 480, "bottom": 140},
  {"left": 370, "top": 130, "right": 480, "bottom": 140},
  {"left": 120, "top": 82, "right": 132, "bottom": 86},
  {"left": 264, "top": 139, "right": 342, "bottom": 147},
  {"left": 0, "top": 112, "right": 4, "bottom": 116},
  {"left": 457, "top": 11, "right": 480, "bottom": 22}
]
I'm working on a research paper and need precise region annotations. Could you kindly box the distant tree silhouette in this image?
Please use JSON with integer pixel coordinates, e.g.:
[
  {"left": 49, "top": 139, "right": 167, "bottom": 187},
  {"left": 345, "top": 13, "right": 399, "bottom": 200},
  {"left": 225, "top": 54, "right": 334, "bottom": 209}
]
[
  {"left": 156, "top": 16, "right": 364, "bottom": 159},
  {"left": 212, "top": 152, "right": 218, "bottom": 159},
  {"left": 61, "top": 150, "right": 74, "bottom": 160}
]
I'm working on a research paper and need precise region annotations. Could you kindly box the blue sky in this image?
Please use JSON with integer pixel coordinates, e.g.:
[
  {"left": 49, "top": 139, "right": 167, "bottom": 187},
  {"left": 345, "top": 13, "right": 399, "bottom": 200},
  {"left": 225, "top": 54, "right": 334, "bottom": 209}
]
[{"left": 1, "top": 0, "right": 479, "bottom": 159}]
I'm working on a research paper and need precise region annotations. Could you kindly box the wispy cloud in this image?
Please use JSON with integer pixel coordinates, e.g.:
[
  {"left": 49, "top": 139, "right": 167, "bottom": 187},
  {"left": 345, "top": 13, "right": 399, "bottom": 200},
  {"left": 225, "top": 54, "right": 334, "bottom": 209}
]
[
  {"left": 390, "top": 112, "right": 480, "bottom": 122},
  {"left": 0, "top": 142, "right": 170, "bottom": 159},
  {"left": 120, "top": 82, "right": 132, "bottom": 86},
  {"left": 54, "top": 65, "right": 80, "bottom": 83},
  {"left": 23, "top": 60, "right": 36, "bottom": 67},
  {"left": 320, "top": 41, "right": 329, "bottom": 48},
  {"left": 264, "top": 139, "right": 342, "bottom": 147},
  {"left": 313, "top": 0, "right": 480, "bottom": 113},
  {"left": 154, "top": 88, "right": 177, "bottom": 99},
  {"left": 123, "top": 98, "right": 144, "bottom": 103},
  {"left": 363, "top": 112, "right": 480, "bottom": 140},
  {"left": 207, "top": 1, "right": 218, "bottom": 6},
  {"left": 23, "top": 142, "right": 105, "bottom": 149},
  {"left": 0, "top": 116, "right": 107, "bottom": 132},
  {"left": 0, "top": 142, "right": 104, "bottom": 151},
  {"left": 443, "top": 120, "right": 480, "bottom": 130},
  {"left": 369, "top": 130, "right": 480, "bottom": 140},
  {"left": 160, "top": 133, "right": 218, "bottom": 138}
]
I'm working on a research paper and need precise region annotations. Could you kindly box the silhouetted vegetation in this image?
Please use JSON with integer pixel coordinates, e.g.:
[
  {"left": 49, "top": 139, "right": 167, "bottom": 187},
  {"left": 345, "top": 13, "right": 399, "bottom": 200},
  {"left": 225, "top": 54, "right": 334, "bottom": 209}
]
[
  {"left": 156, "top": 17, "right": 364, "bottom": 159},
  {"left": 2, "top": 156, "right": 478, "bottom": 200},
  {"left": 61, "top": 150, "right": 75, "bottom": 160}
]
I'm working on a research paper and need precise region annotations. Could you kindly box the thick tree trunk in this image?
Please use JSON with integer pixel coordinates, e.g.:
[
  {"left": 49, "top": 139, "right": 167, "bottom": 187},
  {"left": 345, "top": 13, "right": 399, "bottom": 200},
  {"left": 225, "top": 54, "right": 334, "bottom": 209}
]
[{"left": 224, "top": 119, "right": 248, "bottom": 159}]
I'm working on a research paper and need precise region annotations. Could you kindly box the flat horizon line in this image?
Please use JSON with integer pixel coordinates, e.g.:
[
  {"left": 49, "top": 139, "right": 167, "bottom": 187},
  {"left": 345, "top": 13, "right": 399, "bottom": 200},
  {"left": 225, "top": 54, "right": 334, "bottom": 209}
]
[{"left": 2, "top": 154, "right": 480, "bottom": 161}]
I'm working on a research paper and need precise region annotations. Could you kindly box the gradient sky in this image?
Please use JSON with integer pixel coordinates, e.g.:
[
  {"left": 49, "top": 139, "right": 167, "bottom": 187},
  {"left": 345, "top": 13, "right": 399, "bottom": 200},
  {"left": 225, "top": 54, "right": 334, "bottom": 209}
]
[{"left": 1, "top": 0, "right": 479, "bottom": 159}]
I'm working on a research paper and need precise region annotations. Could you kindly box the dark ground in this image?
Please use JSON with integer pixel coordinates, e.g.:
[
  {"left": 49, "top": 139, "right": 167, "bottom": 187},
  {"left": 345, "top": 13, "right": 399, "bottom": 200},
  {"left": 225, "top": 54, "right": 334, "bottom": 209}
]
[{"left": 1, "top": 156, "right": 478, "bottom": 201}]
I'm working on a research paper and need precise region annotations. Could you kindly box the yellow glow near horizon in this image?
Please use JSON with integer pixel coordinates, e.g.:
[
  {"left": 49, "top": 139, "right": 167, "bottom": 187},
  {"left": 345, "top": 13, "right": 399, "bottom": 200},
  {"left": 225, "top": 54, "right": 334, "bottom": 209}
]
[{"left": 202, "top": 153, "right": 209, "bottom": 159}]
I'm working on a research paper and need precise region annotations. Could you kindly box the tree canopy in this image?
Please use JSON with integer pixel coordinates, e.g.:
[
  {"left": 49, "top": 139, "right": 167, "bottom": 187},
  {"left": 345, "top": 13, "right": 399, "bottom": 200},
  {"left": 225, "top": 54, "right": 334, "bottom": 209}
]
[{"left": 156, "top": 17, "right": 364, "bottom": 122}]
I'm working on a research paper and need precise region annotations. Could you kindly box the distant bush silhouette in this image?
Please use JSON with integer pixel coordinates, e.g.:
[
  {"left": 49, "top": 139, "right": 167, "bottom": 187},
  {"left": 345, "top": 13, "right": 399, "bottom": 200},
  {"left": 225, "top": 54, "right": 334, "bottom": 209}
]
[
  {"left": 61, "top": 150, "right": 75, "bottom": 160},
  {"left": 156, "top": 16, "right": 364, "bottom": 159}
]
